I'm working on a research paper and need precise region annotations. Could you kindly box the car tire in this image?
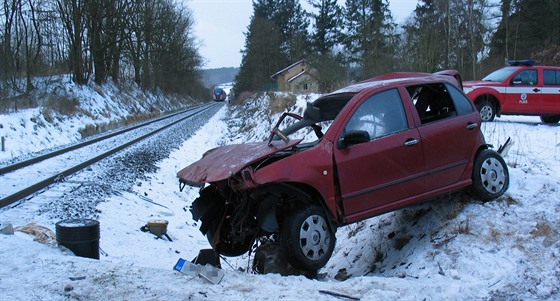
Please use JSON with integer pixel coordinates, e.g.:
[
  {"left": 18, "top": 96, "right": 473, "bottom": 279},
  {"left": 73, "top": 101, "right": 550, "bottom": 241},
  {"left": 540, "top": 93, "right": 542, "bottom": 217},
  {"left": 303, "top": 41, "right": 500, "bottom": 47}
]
[
  {"left": 470, "top": 149, "right": 509, "bottom": 201},
  {"left": 476, "top": 98, "right": 496, "bottom": 122},
  {"left": 540, "top": 115, "right": 560, "bottom": 124},
  {"left": 279, "top": 205, "right": 335, "bottom": 271}
]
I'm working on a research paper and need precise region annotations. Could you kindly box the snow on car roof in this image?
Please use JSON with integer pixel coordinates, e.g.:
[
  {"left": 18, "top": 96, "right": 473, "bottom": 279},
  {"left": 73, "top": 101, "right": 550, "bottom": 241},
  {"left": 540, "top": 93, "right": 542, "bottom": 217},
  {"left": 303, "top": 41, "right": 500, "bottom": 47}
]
[{"left": 330, "top": 73, "right": 456, "bottom": 95}]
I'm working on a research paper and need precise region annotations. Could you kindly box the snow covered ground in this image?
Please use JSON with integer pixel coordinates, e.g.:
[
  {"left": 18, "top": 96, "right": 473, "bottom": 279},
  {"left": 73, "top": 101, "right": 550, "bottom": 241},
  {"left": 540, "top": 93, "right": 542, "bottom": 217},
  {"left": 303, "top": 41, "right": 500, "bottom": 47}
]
[{"left": 0, "top": 91, "right": 559, "bottom": 300}]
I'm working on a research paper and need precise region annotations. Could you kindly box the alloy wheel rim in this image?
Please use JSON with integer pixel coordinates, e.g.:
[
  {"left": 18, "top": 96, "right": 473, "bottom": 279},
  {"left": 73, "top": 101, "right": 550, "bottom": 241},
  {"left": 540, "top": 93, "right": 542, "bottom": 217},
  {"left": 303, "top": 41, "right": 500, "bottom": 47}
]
[
  {"left": 480, "top": 105, "right": 493, "bottom": 121},
  {"left": 299, "top": 214, "right": 330, "bottom": 260},
  {"left": 480, "top": 157, "right": 506, "bottom": 193}
]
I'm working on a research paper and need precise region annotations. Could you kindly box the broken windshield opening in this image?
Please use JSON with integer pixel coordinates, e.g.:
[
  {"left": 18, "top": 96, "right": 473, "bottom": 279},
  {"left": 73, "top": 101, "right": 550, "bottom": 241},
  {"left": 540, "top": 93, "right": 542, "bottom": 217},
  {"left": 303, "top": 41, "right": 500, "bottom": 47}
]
[{"left": 271, "top": 94, "right": 353, "bottom": 144}]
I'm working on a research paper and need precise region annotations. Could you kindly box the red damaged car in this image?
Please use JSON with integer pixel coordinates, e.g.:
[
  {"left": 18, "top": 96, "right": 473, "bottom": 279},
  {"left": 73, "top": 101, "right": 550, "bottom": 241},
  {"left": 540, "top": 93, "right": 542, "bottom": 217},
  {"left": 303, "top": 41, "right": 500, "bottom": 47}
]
[{"left": 177, "top": 71, "right": 510, "bottom": 271}]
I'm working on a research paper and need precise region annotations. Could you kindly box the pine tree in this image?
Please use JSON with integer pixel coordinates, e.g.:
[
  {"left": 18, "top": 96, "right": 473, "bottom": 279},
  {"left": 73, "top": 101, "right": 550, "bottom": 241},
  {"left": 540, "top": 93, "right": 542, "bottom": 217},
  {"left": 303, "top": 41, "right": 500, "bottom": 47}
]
[
  {"left": 401, "top": 0, "right": 448, "bottom": 72},
  {"left": 307, "top": 0, "right": 347, "bottom": 92},
  {"left": 342, "top": 0, "right": 397, "bottom": 79},
  {"left": 234, "top": 0, "right": 283, "bottom": 94},
  {"left": 276, "top": 0, "right": 310, "bottom": 63},
  {"left": 234, "top": 0, "right": 310, "bottom": 96},
  {"left": 307, "top": 0, "right": 343, "bottom": 55}
]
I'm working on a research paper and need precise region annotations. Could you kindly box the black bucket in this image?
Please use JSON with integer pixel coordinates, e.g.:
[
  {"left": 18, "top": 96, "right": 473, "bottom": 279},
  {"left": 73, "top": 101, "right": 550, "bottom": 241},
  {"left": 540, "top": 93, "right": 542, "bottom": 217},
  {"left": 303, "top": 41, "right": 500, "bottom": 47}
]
[{"left": 55, "top": 219, "right": 100, "bottom": 260}]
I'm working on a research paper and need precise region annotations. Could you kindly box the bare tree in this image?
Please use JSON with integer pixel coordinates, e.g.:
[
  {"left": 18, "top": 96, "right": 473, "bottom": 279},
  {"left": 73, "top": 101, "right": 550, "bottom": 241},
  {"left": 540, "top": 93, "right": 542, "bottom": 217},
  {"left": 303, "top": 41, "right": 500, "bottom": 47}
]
[{"left": 56, "top": 0, "right": 87, "bottom": 84}]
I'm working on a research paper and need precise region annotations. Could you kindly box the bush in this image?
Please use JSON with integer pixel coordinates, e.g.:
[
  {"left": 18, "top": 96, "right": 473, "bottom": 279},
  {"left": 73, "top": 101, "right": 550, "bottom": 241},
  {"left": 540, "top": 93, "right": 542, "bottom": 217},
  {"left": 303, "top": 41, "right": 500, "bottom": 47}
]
[
  {"left": 0, "top": 94, "right": 39, "bottom": 113},
  {"left": 232, "top": 91, "right": 256, "bottom": 105},
  {"left": 43, "top": 94, "right": 80, "bottom": 115},
  {"left": 268, "top": 92, "right": 296, "bottom": 114}
]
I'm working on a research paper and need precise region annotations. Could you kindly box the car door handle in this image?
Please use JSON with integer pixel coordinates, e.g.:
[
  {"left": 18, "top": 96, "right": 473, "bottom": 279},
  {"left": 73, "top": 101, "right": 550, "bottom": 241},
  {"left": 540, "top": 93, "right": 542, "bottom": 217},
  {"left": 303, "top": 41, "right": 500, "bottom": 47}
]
[
  {"left": 404, "top": 139, "right": 419, "bottom": 147},
  {"left": 466, "top": 122, "right": 478, "bottom": 130},
  {"left": 533, "top": 88, "right": 540, "bottom": 92}
]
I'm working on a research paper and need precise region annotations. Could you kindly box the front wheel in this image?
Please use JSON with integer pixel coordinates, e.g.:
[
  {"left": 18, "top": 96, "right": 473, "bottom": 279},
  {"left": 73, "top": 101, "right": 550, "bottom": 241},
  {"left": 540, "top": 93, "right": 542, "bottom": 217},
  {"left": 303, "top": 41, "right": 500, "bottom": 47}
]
[
  {"left": 476, "top": 98, "right": 496, "bottom": 122},
  {"left": 540, "top": 115, "right": 560, "bottom": 124},
  {"left": 470, "top": 149, "right": 509, "bottom": 201},
  {"left": 279, "top": 205, "right": 335, "bottom": 271}
]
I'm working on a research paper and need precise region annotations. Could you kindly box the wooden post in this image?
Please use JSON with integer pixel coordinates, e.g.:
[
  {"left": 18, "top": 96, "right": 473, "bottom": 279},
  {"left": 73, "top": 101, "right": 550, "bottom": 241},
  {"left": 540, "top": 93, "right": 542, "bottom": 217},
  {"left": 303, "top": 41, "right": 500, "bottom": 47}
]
[{"left": 1, "top": 136, "right": 4, "bottom": 152}]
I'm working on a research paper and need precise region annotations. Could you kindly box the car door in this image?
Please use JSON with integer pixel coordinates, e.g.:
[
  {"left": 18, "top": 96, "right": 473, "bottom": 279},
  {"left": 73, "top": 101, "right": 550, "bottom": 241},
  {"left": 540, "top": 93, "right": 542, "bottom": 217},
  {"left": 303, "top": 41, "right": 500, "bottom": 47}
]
[
  {"left": 412, "top": 83, "right": 482, "bottom": 191},
  {"left": 505, "top": 68, "right": 542, "bottom": 114},
  {"left": 333, "top": 88, "right": 425, "bottom": 222},
  {"left": 542, "top": 68, "right": 560, "bottom": 114}
]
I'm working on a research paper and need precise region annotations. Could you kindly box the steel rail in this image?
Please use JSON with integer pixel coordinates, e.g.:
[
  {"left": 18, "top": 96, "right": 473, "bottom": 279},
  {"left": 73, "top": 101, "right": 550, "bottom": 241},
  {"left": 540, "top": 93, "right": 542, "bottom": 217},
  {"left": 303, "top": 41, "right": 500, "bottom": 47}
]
[
  {"left": 0, "top": 103, "right": 218, "bottom": 208},
  {"left": 0, "top": 104, "right": 205, "bottom": 175}
]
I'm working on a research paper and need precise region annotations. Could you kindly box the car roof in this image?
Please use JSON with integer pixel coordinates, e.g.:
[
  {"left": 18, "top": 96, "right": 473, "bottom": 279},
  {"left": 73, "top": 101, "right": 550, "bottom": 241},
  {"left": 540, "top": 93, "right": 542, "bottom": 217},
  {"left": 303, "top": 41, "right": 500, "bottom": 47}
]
[
  {"left": 507, "top": 65, "right": 560, "bottom": 69},
  {"left": 326, "top": 72, "right": 460, "bottom": 96},
  {"left": 304, "top": 71, "right": 462, "bottom": 123}
]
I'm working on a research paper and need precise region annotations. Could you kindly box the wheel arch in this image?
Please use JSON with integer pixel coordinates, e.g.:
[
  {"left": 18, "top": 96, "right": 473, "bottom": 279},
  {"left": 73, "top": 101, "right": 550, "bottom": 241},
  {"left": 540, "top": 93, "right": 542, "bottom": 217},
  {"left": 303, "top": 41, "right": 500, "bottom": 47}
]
[
  {"left": 474, "top": 93, "right": 502, "bottom": 116},
  {"left": 252, "top": 182, "right": 338, "bottom": 234},
  {"left": 473, "top": 144, "right": 492, "bottom": 162}
]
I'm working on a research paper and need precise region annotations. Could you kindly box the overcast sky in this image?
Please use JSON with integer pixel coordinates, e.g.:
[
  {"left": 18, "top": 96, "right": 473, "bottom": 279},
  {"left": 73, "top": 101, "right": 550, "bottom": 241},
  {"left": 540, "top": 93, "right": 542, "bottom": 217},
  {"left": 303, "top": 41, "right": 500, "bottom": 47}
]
[{"left": 187, "top": 0, "right": 418, "bottom": 69}]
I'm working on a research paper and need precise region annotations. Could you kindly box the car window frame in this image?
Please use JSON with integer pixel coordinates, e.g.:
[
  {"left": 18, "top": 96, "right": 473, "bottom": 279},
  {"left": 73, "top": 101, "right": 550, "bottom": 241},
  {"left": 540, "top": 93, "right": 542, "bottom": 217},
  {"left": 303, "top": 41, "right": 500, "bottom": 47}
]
[
  {"left": 342, "top": 88, "right": 409, "bottom": 142},
  {"left": 511, "top": 69, "right": 538, "bottom": 86},
  {"left": 407, "top": 83, "right": 460, "bottom": 125},
  {"left": 543, "top": 69, "right": 560, "bottom": 86},
  {"left": 445, "top": 83, "right": 475, "bottom": 115}
]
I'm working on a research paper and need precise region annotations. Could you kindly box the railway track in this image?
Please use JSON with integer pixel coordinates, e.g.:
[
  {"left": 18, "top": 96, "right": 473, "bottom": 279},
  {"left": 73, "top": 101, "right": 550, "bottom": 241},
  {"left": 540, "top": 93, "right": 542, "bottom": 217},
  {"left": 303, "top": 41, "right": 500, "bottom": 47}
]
[{"left": 0, "top": 103, "right": 219, "bottom": 208}]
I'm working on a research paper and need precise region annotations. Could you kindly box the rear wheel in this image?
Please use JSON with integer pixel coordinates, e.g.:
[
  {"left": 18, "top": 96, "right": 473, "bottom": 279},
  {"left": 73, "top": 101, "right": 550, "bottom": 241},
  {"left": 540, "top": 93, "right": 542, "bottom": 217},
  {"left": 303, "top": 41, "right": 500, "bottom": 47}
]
[
  {"left": 476, "top": 98, "right": 496, "bottom": 122},
  {"left": 540, "top": 115, "right": 560, "bottom": 124},
  {"left": 279, "top": 205, "right": 335, "bottom": 271},
  {"left": 470, "top": 149, "right": 509, "bottom": 201}
]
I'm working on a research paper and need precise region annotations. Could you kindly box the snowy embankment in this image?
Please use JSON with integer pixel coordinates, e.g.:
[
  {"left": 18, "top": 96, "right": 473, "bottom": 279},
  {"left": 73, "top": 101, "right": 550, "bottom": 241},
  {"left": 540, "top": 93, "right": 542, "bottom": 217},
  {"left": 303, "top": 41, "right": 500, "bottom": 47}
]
[
  {"left": 0, "top": 91, "right": 559, "bottom": 300},
  {"left": 0, "top": 76, "right": 192, "bottom": 162}
]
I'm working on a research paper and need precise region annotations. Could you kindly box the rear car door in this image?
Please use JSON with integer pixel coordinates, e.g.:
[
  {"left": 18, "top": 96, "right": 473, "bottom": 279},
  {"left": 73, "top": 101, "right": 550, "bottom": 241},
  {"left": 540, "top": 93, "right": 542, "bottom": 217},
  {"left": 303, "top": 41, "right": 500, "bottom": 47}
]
[
  {"left": 333, "top": 88, "right": 425, "bottom": 222},
  {"left": 410, "top": 83, "right": 482, "bottom": 191},
  {"left": 542, "top": 68, "right": 560, "bottom": 114}
]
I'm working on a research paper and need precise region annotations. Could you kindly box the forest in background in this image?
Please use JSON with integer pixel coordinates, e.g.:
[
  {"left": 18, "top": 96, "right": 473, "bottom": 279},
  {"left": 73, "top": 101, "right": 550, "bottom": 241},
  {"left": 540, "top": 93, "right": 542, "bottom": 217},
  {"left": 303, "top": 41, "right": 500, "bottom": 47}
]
[
  {"left": 235, "top": 0, "right": 559, "bottom": 95},
  {"left": 0, "top": 0, "right": 207, "bottom": 113},
  {"left": 201, "top": 67, "right": 239, "bottom": 88},
  {"left": 1, "top": 0, "right": 558, "bottom": 111}
]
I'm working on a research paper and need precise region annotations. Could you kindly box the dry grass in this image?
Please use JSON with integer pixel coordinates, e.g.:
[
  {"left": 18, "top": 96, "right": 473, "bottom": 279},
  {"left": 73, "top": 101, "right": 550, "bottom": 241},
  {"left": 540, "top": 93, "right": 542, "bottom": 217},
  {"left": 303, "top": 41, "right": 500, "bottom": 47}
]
[
  {"left": 93, "top": 84, "right": 106, "bottom": 97},
  {"left": 231, "top": 91, "right": 255, "bottom": 105},
  {"left": 445, "top": 193, "right": 471, "bottom": 220},
  {"left": 43, "top": 94, "right": 80, "bottom": 115},
  {"left": 78, "top": 111, "right": 161, "bottom": 138},
  {"left": 268, "top": 93, "right": 296, "bottom": 114},
  {"left": 347, "top": 222, "right": 365, "bottom": 238},
  {"left": 530, "top": 222, "right": 552, "bottom": 238},
  {"left": 452, "top": 218, "right": 471, "bottom": 235},
  {"left": 487, "top": 224, "right": 503, "bottom": 243},
  {"left": 497, "top": 195, "right": 521, "bottom": 206}
]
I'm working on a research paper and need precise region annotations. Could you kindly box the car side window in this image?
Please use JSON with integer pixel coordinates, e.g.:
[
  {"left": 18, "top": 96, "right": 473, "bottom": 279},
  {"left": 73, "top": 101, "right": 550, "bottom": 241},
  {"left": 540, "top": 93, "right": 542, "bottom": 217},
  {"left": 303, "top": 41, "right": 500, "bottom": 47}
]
[
  {"left": 544, "top": 70, "right": 560, "bottom": 85},
  {"left": 344, "top": 89, "right": 407, "bottom": 140},
  {"left": 512, "top": 69, "right": 538, "bottom": 86},
  {"left": 446, "top": 84, "right": 475, "bottom": 115},
  {"left": 408, "top": 83, "right": 458, "bottom": 124}
]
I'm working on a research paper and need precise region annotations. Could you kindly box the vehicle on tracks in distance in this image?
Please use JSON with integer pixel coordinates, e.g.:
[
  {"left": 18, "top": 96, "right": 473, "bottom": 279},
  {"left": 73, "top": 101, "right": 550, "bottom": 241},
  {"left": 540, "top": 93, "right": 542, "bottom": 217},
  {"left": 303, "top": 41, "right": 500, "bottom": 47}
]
[
  {"left": 463, "top": 60, "right": 560, "bottom": 123},
  {"left": 178, "top": 70, "right": 510, "bottom": 271},
  {"left": 213, "top": 87, "right": 227, "bottom": 102}
]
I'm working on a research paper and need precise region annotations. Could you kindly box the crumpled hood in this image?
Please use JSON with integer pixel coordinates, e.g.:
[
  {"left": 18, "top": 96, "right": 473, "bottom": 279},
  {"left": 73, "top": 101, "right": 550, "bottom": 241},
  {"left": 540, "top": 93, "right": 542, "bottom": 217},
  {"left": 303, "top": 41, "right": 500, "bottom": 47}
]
[{"left": 177, "top": 139, "right": 302, "bottom": 186}]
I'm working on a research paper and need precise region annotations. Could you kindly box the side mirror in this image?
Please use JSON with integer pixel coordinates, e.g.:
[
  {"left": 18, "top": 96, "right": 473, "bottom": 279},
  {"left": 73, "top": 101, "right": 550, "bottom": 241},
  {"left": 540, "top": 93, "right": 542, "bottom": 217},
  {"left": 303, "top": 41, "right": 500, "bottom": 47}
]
[{"left": 338, "top": 130, "right": 370, "bottom": 148}]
